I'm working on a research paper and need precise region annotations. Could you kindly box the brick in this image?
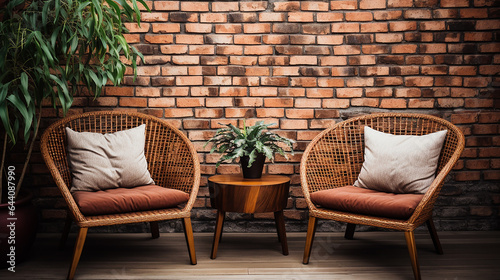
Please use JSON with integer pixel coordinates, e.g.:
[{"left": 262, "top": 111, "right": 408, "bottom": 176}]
[
  {"left": 141, "top": 13, "right": 169, "bottom": 22},
  {"left": 225, "top": 108, "right": 255, "bottom": 118},
  {"left": 229, "top": 13, "right": 258, "bottom": 23},
  {"left": 290, "top": 35, "right": 316, "bottom": 45},
  {"left": 261, "top": 77, "right": 289, "bottom": 86},
  {"left": 172, "top": 56, "right": 199, "bottom": 65},
  {"left": 249, "top": 87, "right": 278, "bottom": 96},
  {"left": 301, "top": 1, "right": 329, "bottom": 11},
  {"left": 234, "top": 97, "right": 263, "bottom": 107},
  {"left": 451, "top": 88, "right": 477, "bottom": 98},
  {"left": 303, "top": 24, "right": 331, "bottom": 35},
  {"left": 176, "top": 35, "right": 204, "bottom": 44},
  {"left": 306, "top": 88, "right": 334, "bottom": 98},
  {"left": 273, "top": 23, "right": 301, "bottom": 33},
  {"left": 176, "top": 76, "right": 203, "bottom": 86},
  {"left": 351, "top": 98, "right": 379, "bottom": 107},
  {"left": 288, "top": 12, "right": 314, "bottom": 22},
  {"left": 120, "top": 97, "right": 147, "bottom": 107},
  {"left": 465, "top": 98, "right": 494, "bottom": 108},
  {"left": 240, "top": 1, "right": 267, "bottom": 11},
  {"left": 290, "top": 56, "right": 317, "bottom": 65},
  {"left": 203, "top": 76, "right": 232, "bottom": 86},
  {"left": 286, "top": 109, "right": 314, "bottom": 119},
  {"left": 323, "top": 99, "right": 350, "bottom": 108},
  {"left": 136, "top": 87, "right": 161, "bottom": 97},
  {"left": 360, "top": 0, "right": 385, "bottom": 9},
  {"left": 144, "top": 34, "right": 174, "bottom": 44},
  {"left": 300, "top": 67, "right": 330, "bottom": 76},
  {"left": 244, "top": 23, "right": 271, "bottom": 33},
  {"left": 215, "top": 24, "right": 242, "bottom": 34},
  {"left": 105, "top": 87, "right": 134, "bottom": 96},
  {"left": 189, "top": 45, "right": 215, "bottom": 55},
  {"left": 278, "top": 88, "right": 306, "bottom": 97},
  {"left": 124, "top": 23, "right": 150, "bottom": 33},
  {"left": 346, "top": 34, "right": 373, "bottom": 44},
  {"left": 245, "top": 46, "right": 273, "bottom": 55},
  {"left": 360, "top": 22, "right": 389, "bottom": 32},
  {"left": 390, "top": 21, "right": 417, "bottom": 32},
  {"left": 422, "top": 66, "right": 448, "bottom": 75},
  {"left": 388, "top": 0, "right": 412, "bottom": 7},
  {"left": 419, "top": 44, "right": 447, "bottom": 54},
  {"left": 438, "top": 98, "right": 465, "bottom": 108},
  {"left": 264, "top": 98, "right": 294, "bottom": 108},
  {"left": 161, "top": 66, "right": 188, "bottom": 76},
  {"left": 320, "top": 56, "right": 347, "bottom": 66},
  {"left": 295, "top": 98, "right": 321, "bottom": 108},
  {"left": 245, "top": 67, "right": 270, "bottom": 76},
  {"left": 273, "top": 1, "right": 300, "bottom": 11},
  {"left": 152, "top": 23, "right": 181, "bottom": 33},
  {"left": 317, "top": 12, "right": 343, "bottom": 22},
  {"left": 346, "top": 12, "right": 373, "bottom": 22},
  {"left": 191, "top": 87, "right": 218, "bottom": 96},
  {"left": 219, "top": 87, "right": 246, "bottom": 97},
  {"left": 169, "top": 12, "right": 197, "bottom": 22},
  {"left": 148, "top": 98, "right": 175, "bottom": 107},
  {"left": 454, "top": 171, "right": 480, "bottom": 181},
  {"left": 337, "top": 88, "right": 363, "bottom": 98},
  {"left": 331, "top": 23, "right": 360, "bottom": 33},
  {"left": 259, "top": 13, "right": 286, "bottom": 22},
  {"left": 464, "top": 32, "right": 493, "bottom": 42},
  {"left": 473, "top": 124, "right": 499, "bottom": 135},
  {"left": 318, "top": 78, "right": 344, "bottom": 87},
  {"left": 212, "top": 1, "right": 238, "bottom": 12},
  {"left": 347, "top": 78, "right": 374, "bottom": 87},
  {"left": 291, "top": 77, "right": 318, "bottom": 87},
  {"left": 185, "top": 23, "right": 212, "bottom": 33},
  {"left": 234, "top": 35, "right": 262, "bottom": 45},
  {"left": 233, "top": 77, "right": 259, "bottom": 86},
  {"left": 405, "top": 10, "right": 432, "bottom": 19},
  {"left": 376, "top": 33, "right": 403, "bottom": 43},
  {"left": 200, "top": 13, "right": 227, "bottom": 23},
  {"left": 280, "top": 119, "right": 308, "bottom": 130},
  {"left": 161, "top": 45, "right": 188, "bottom": 54},
  {"left": 408, "top": 99, "right": 435, "bottom": 108},
  {"left": 316, "top": 35, "right": 343, "bottom": 46},
  {"left": 360, "top": 66, "right": 389, "bottom": 76},
  {"left": 380, "top": 99, "right": 407, "bottom": 108},
  {"left": 374, "top": 11, "right": 403, "bottom": 20},
  {"left": 258, "top": 56, "right": 290, "bottom": 66},
  {"left": 441, "top": 0, "right": 469, "bottom": 7},
  {"left": 180, "top": 1, "right": 208, "bottom": 11},
  {"left": 392, "top": 44, "right": 418, "bottom": 54},
  {"left": 163, "top": 87, "right": 189, "bottom": 96},
  {"left": 363, "top": 45, "right": 390, "bottom": 54},
  {"left": 256, "top": 108, "right": 284, "bottom": 118},
  {"left": 195, "top": 108, "right": 224, "bottom": 118},
  {"left": 405, "top": 77, "right": 434, "bottom": 87},
  {"left": 331, "top": 1, "right": 357, "bottom": 10},
  {"left": 216, "top": 46, "right": 243, "bottom": 55},
  {"left": 217, "top": 66, "right": 245, "bottom": 76},
  {"left": 230, "top": 56, "right": 258, "bottom": 66},
  {"left": 366, "top": 88, "right": 393, "bottom": 97},
  {"left": 137, "top": 66, "right": 161, "bottom": 76},
  {"left": 275, "top": 46, "right": 303, "bottom": 55},
  {"left": 154, "top": 1, "right": 179, "bottom": 11},
  {"left": 262, "top": 35, "right": 289, "bottom": 45},
  {"left": 334, "top": 45, "right": 361, "bottom": 55},
  {"left": 201, "top": 56, "right": 229, "bottom": 65}
]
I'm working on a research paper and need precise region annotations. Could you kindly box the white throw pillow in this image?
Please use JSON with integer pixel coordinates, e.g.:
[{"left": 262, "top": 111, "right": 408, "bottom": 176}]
[
  {"left": 66, "top": 124, "right": 154, "bottom": 192},
  {"left": 354, "top": 126, "right": 447, "bottom": 194}
]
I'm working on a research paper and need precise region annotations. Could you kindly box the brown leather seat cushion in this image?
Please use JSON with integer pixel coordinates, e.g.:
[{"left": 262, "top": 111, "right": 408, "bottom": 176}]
[
  {"left": 310, "top": 186, "right": 424, "bottom": 220},
  {"left": 73, "top": 185, "right": 190, "bottom": 216}
]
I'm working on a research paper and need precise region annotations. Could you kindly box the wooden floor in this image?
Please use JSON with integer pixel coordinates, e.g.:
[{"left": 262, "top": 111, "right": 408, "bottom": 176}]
[{"left": 2, "top": 231, "right": 499, "bottom": 279}]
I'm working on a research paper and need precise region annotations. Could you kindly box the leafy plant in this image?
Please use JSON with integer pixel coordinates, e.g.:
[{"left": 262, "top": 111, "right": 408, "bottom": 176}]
[
  {"left": 205, "top": 121, "right": 295, "bottom": 168},
  {"left": 0, "top": 0, "right": 148, "bottom": 202}
]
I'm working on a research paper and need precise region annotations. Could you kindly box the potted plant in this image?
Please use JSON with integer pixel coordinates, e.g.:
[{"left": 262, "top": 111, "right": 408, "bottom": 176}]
[
  {"left": 205, "top": 121, "right": 295, "bottom": 179},
  {"left": 0, "top": 0, "right": 148, "bottom": 268}
]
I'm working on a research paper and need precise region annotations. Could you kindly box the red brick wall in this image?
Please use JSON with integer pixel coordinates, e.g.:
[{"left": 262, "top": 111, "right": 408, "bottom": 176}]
[{"left": 34, "top": 0, "right": 499, "bottom": 232}]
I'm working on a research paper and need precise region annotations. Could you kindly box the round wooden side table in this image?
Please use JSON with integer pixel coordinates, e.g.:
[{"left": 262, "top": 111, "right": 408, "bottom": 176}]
[{"left": 208, "top": 174, "right": 290, "bottom": 259}]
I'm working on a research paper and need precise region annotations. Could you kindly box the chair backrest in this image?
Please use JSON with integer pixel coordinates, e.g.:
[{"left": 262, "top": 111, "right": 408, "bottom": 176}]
[
  {"left": 41, "top": 111, "right": 200, "bottom": 217},
  {"left": 301, "top": 113, "right": 465, "bottom": 221}
]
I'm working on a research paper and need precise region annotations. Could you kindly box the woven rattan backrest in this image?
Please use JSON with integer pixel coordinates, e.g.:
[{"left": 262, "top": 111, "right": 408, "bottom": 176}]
[
  {"left": 302, "top": 113, "right": 464, "bottom": 194},
  {"left": 41, "top": 111, "right": 199, "bottom": 194}
]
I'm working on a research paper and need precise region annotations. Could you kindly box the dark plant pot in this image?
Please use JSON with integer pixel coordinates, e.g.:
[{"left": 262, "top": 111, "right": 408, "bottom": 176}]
[
  {"left": 240, "top": 153, "right": 266, "bottom": 179},
  {"left": 0, "top": 192, "right": 38, "bottom": 269}
]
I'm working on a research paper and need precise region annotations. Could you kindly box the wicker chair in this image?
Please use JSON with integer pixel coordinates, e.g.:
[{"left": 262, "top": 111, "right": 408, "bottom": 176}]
[
  {"left": 40, "top": 111, "right": 200, "bottom": 280},
  {"left": 301, "top": 113, "right": 465, "bottom": 280}
]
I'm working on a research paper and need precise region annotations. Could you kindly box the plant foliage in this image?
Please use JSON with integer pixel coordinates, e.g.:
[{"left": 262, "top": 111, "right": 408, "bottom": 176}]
[
  {"left": 0, "top": 0, "right": 148, "bottom": 200},
  {"left": 205, "top": 121, "right": 295, "bottom": 168}
]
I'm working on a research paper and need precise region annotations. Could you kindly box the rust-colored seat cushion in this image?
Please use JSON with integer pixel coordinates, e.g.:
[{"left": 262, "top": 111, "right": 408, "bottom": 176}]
[
  {"left": 310, "top": 186, "right": 424, "bottom": 220},
  {"left": 73, "top": 185, "right": 190, "bottom": 216}
]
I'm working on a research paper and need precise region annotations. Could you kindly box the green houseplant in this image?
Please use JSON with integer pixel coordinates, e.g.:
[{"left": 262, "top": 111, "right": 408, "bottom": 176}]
[
  {"left": 0, "top": 0, "right": 148, "bottom": 268},
  {"left": 205, "top": 121, "right": 295, "bottom": 179}
]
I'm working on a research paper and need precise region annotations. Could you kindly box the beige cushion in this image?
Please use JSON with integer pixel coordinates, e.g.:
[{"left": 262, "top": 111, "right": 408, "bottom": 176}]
[
  {"left": 66, "top": 124, "right": 154, "bottom": 192},
  {"left": 354, "top": 126, "right": 447, "bottom": 194}
]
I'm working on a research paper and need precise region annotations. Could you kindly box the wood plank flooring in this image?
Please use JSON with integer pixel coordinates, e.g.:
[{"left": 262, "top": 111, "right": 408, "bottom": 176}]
[{"left": 2, "top": 231, "right": 499, "bottom": 279}]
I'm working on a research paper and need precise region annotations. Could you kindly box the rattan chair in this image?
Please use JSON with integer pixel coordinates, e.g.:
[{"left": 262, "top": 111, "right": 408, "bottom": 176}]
[
  {"left": 301, "top": 113, "right": 465, "bottom": 280},
  {"left": 41, "top": 111, "right": 200, "bottom": 280}
]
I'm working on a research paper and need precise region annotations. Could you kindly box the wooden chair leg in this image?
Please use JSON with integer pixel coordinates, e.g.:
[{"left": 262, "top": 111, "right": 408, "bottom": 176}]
[
  {"left": 211, "top": 210, "right": 225, "bottom": 259},
  {"left": 67, "top": 227, "right": 88, "bottom": 280},
  {"left": 182, "top": 217, "right": 197, "bottom": 265},
  {"left": 60, "top": 213, "right": 73, "bottom": 249},
  {"left": 344, "top": 223, "right": 356, "bottom": 240},
  {"left": 404, "top": 231, "right": 421, "bottom": 280},
  {"left": 303, "top": 216, "right": 317, "bottom": 264},
  {"left": 150, "top": 221, "right": 160, "bottom": 239},
  {"left": 274, "top": 210, "right": 289, "bottom": 255},
  {"left": 426, "top": 219, "right": 443, "bottom": 255}
]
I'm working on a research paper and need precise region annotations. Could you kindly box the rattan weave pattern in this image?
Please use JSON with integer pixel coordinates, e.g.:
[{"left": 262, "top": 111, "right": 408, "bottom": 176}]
[
  {"left": 301, "top": 113, "right": 464, "bottom": 231},
  {"left": 40, "top": 111, "right": 201, "bottom": 228}
]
